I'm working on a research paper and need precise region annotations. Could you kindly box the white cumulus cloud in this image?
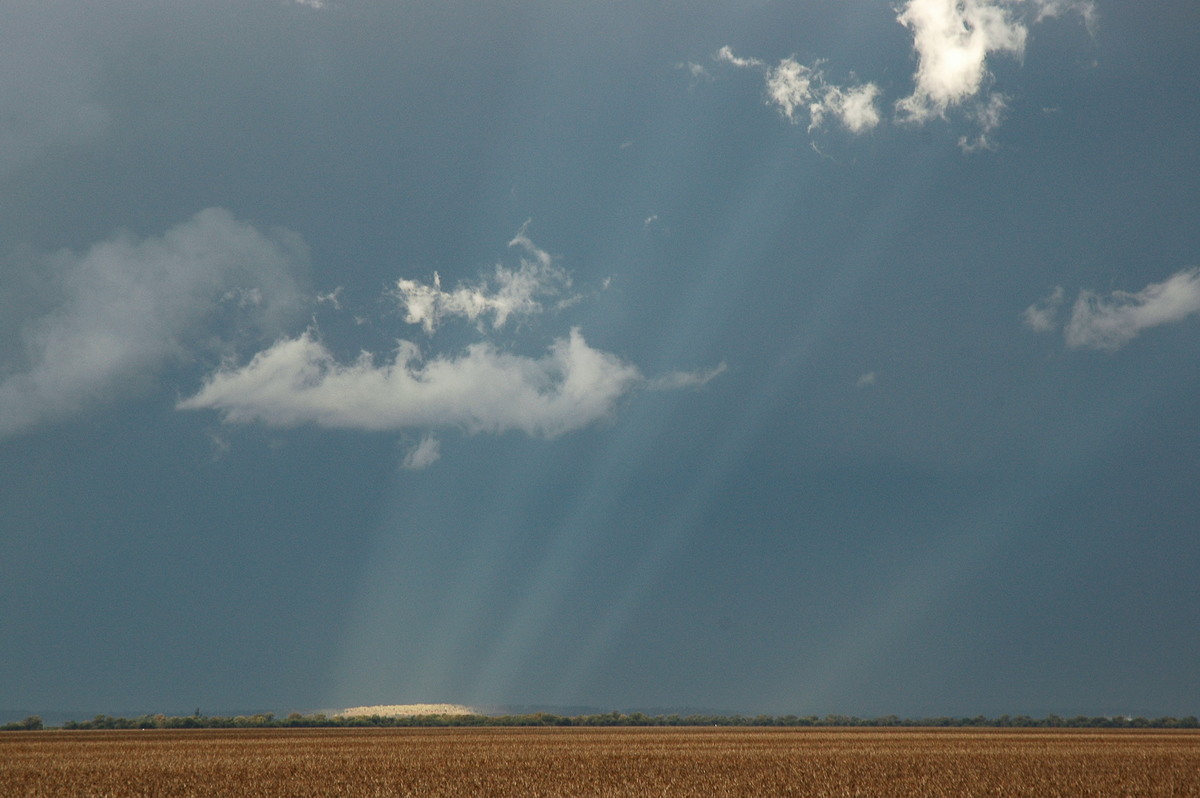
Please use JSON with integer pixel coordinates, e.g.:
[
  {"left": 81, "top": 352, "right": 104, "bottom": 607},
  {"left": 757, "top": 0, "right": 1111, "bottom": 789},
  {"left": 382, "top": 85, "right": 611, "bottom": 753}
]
[
  {"left": 178, "top": 327, "right": 643, "bottom": 437},
  {"left": 179, "top": 225, "right": 724, "bottom": 455},
  {"left": 1025, "top": 269, "right": 1200, "bottom": 350},
  {"left": 895, "top": 0, "right": 1096, "bottom": 125},
  {"left": 0, "top": 208, "right": 309, "bottom": 438}
]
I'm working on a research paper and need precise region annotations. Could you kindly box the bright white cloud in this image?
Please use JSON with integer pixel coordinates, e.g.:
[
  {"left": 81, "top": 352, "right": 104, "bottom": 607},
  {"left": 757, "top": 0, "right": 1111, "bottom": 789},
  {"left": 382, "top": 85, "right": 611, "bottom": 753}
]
[
  {"left": 895, "top": 0, "right": 1095, "bottom": 124},
  {"left": 721, "top": 48, "right": 881, "bottom": 134},
  {"left": 895, "top": 0, "right": 1026, "bottom": 123},
  {"left": 0, "top": 208, "right": 309, "bottom": 438},
  {"left": 393, "top": 221, "right": 573, "bottom": 334},
  {"left": 178, "top": 327, "right": 643, "bottom": 437},
  {"left": 1025, "top": 269, "right": 1200, "bottom": 350},
  {"left": 714, "top": 2, "right": 1093, "bottom": 148}
]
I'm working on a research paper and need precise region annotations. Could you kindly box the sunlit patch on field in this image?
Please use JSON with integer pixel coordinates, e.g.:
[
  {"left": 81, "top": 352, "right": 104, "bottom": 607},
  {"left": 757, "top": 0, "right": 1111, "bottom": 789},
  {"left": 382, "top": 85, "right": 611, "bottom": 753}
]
[{"left": 334, "top": 704, "right": 477, "bottom": 718}]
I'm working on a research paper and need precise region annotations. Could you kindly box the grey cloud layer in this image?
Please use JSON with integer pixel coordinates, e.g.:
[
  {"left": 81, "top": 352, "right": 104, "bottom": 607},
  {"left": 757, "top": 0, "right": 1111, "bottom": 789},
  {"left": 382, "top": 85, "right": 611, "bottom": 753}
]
[
  {"left": 0, "top": 5, "right": 109, "bottom": 175},
  {"left": 1025, "top": 268, "right": 1200, "bottom": 350},
  {"left": 0, "top": 209, "right": 308, "bottom": 438}
]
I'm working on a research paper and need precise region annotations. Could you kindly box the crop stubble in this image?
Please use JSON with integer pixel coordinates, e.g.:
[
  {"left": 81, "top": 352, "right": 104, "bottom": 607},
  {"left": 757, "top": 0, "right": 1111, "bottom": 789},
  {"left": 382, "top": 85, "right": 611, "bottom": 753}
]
[{"left": 2, "top": 727, "right": 1198, "bottom": 797}]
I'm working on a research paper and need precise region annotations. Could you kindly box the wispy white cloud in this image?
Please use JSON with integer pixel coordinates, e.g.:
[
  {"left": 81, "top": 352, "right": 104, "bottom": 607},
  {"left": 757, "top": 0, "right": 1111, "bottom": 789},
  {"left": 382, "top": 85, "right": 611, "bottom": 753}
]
[
  {"left": 316, "top": 286, "right": 344, "bottom": 311},
  {"left": 719, "top": 48, "right": 881, "bottom": 134},
  {"left": 1022, "top": 285, "right": 1064, "bottom": 332},
  {"left": 895, "top": 0, "right": 1095, "bottom": 126},
  {"left": 1032, "top": 0, "right": 1097, "bottom": 28},
  {"left": 178, "top": 327, "right": 643, "bottom": 437},
  {"left": 393, "top": 221, "right": 574, "bottom": 334},
  {"left": 401, "top": 434, "right": 441, "bottom": 470},
  {"left": 856, "top": 372, "right": 877, "bottom": 388},
  {"left": 715, "top": 46, "right": 764, "bottom": 70},
  {"left": 958, "top": 92, "right": 1009, "bottom": 152},
  {"left": 0, "top": 208, "right": 309, "bottom": 438},
  {"left": 646, "top": 362, "right": 727, "bottom": 391},
  {"left": 1025, "top": 269, "right": 1200, "bottom": 350}
]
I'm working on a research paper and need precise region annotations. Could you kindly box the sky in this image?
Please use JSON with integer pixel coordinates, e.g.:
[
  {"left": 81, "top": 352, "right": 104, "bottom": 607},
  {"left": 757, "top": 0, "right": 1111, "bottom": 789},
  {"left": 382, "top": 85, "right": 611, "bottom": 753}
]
[{"left": 2, "top": 0, "right": 1198, "bottom": 720}]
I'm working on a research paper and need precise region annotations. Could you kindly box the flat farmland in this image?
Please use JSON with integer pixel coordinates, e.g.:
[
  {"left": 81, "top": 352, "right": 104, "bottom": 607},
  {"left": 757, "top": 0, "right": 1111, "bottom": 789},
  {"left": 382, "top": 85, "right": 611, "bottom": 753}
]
[{"left": 2, "top": 727, "right": 1198, "bottom": 797}]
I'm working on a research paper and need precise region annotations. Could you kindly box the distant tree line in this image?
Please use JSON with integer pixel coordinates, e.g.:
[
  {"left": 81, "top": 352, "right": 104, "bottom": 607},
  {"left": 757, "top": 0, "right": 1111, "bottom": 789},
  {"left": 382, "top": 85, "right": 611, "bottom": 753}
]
[
  {"left": 0, "top": 716, "right": 43, "bottom": 731},
  {"left": 1, "top": 712, "right": 1192, "bottom": 731}
]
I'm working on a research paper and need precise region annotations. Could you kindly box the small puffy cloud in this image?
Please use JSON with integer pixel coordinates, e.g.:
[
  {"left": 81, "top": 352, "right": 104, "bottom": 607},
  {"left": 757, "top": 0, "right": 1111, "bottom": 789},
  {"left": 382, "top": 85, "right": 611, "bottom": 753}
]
[
  {"left": 401, "top": 435, "right": 441, "bottom": 470},
  {"left": 764, "top": 57, "right": 818, "bottom": 121},
  {"left": 715, "top": 46, "right": 764, "bottom": 69},
  {"left": 0, "top": 208, "right": 308, "bottom": 438},
  {"left": 1025, "top": 269, "right": 1200, "bottom": 350},
  {"left": 895, "top": 0, "right": 1096, "bottom": 125},
  {"left": 720, "top": 48, "right": 881, "bottom": 134},
  {"left": 178, "top": 327, "right": 642, "bottom": 438},
  {"left": 856, "top": 372, "right": 877, "bottom": 388},
  {"left": 393, "top": 221, "right": 573, "bottom": 334},
  {"left": 316, "top": 286, "right": 344, "bottom": 310},
  {"left": 831, "top": 83, "right": 883, "bottom": 134}
]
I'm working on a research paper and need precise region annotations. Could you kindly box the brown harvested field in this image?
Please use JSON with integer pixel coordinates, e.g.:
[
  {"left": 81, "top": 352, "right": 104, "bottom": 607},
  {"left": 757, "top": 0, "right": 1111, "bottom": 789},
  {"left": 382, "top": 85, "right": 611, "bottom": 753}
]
[{"left": 2, "top": 727, "right": 1198, "bottom": 797}]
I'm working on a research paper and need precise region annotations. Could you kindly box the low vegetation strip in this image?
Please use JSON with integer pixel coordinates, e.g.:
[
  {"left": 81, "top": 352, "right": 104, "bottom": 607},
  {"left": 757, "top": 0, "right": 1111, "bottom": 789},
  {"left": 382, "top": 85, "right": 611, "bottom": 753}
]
[
  {"left": 23, "top": 710, "right": 1200, "bottom": 730},
  {"left": 2, "top": 728, "right": 1198, "bottom": 797}
]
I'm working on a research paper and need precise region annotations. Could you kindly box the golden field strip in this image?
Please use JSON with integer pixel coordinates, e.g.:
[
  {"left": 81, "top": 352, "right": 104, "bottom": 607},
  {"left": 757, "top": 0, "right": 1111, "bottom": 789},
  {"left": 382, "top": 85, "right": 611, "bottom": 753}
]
[{"left": 2, "top": 727, "right": 1198, "bottom": 797}]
